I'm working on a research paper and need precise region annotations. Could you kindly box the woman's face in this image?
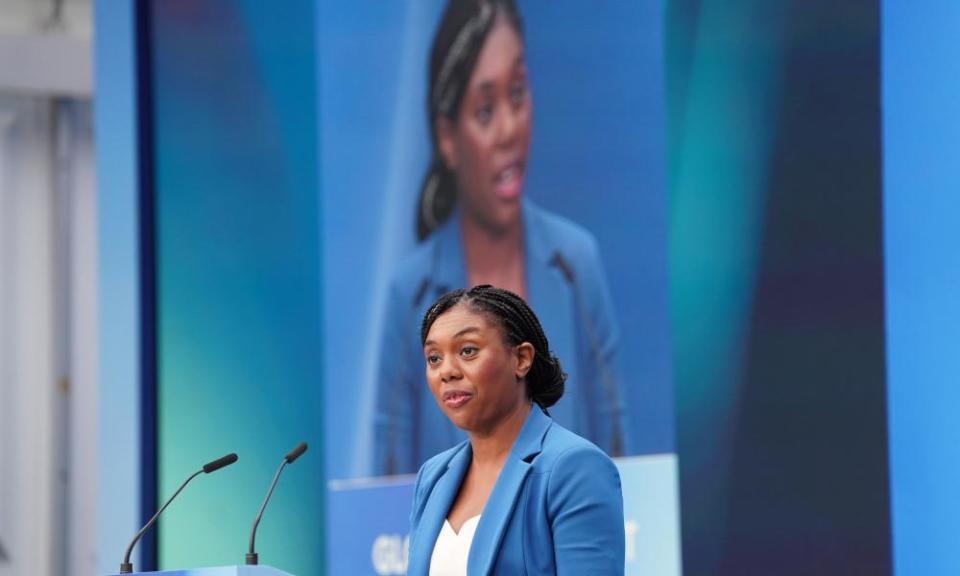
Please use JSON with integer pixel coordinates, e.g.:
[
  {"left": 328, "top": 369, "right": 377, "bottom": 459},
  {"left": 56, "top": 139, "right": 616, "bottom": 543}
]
[
  {"left": 437, "top": 14, "right": 531, "bottom": 234},
  {"left": 423, "top": 304, "right": 533, "bottom": 435}
]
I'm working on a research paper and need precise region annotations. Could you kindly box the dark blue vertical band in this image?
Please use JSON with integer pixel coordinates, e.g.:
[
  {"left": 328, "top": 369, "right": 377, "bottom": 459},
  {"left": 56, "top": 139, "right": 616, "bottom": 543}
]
[{"left": 134, "top": 0, "right": 158, "bottom": 570}]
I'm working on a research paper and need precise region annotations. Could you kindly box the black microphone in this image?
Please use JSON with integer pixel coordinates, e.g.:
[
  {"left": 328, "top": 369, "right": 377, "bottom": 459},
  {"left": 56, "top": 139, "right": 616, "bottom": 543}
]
[
  {"left": 204, "top": 452, "right": 239, "bottom": 473},
  {"left": 549, "top": 251, "right": 625, "bottom": 457},
  {"left": 246, "top": 442, "right": 308, "bottom": 565},
  {"left": 285, "top": 442, "right": 308, "bottom": 463},
  {"left": 120, "top": 452, "right": 238, "bottom": 574}
]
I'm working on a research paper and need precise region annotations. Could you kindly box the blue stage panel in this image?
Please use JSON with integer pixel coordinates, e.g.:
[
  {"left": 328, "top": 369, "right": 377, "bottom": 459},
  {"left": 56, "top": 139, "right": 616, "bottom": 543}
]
[{"left": 326, "top": 456, "right": 680, "bottom": 575}]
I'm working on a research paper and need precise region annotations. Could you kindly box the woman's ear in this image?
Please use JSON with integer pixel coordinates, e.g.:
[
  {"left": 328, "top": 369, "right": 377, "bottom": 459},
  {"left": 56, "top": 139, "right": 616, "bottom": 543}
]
[
  {"left": 515, "top": 342, "right": 535, "bottom": 379},
  {"left": 436, "top": 116, "right": 459, "bottom": 170}
]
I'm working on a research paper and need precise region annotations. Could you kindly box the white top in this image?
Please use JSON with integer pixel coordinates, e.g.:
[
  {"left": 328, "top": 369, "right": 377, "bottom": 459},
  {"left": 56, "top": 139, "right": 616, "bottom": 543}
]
[{"left": 429, "top": 515, "right": 481, "bottom": 576}]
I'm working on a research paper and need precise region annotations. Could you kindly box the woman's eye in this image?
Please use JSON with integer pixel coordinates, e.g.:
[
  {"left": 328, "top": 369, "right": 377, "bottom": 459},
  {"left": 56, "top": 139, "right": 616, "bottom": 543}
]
[
  {"left": 460, "top": 346, "right": 478, "bottom": 357},
  {"left": 509, "top": 82, "right": 526, "bottom": 105},
  {"left": 426, "top": 354, "right": 441, "bottom": 365},
  {"left": 475, "top": 104, "right": 493, "bottom": 125}
]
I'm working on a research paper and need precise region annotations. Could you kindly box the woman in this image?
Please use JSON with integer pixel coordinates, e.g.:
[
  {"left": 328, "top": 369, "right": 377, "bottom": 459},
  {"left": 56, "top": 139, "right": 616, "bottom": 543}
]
[
  {"left": 374, "top": 0, "right": 627, "bottom": 475},
  {"left": 407, "top": 285, "right": 624, "bottom": 575}
]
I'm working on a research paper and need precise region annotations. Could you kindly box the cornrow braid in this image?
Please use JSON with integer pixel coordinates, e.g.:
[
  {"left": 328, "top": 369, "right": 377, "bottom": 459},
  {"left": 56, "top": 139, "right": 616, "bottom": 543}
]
[{"left": 421, "top": 285, "right": 567, "bottom": 409}]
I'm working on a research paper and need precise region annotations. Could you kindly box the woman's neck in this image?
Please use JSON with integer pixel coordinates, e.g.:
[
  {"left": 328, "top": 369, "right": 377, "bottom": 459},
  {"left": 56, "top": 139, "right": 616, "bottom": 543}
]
[
  {"left": 460, "top": 210, "right": 526, "bottom": 297},
  {"left": 468, "top": 401, "right": 532, "bottom": 469}
]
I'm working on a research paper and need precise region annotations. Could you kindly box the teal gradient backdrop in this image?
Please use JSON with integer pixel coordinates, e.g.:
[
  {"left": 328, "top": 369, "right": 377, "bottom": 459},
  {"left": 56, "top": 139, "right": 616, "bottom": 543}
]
[
  {"left": 669, "top": 0, "right": 890, "bottom": 573},
  {"left": 667, "top": 2, "right": 786, "bottom": 569},
  {"left": 151, "top": 1, "right": 323, "bottom": 573}
]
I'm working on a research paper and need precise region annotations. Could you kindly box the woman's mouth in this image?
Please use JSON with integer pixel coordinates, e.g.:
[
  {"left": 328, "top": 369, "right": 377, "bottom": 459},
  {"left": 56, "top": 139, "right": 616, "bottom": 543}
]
[
  {"left": 442, "top": 390, "right": 474, "bottom": 409},
  {"left": 493, "top": 162, "right": 524, "bottom": 200}
]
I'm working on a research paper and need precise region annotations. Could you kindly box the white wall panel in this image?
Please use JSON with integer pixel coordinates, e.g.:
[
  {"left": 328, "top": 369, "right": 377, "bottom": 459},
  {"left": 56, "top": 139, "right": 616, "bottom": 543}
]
[{"left": 0, "top": 96, "right": 59, "bottom": 576}]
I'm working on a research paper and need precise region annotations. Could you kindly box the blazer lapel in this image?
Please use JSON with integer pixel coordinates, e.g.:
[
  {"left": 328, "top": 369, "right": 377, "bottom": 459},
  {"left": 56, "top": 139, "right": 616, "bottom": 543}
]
[
  {"left": 467, "top": 408, "right": 553, "bottom": 575},
  {"left": 408, "top": 443, "right": 472, "bottom": 576}
]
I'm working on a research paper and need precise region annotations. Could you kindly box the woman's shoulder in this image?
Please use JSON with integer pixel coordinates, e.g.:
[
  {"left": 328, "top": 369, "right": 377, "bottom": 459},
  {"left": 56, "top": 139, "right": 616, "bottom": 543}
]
[
  {"left": 533, "top": 421, "right": 623, "bottom": 522},
  {"left": 535, "top": 420, "right": 619, "bottom": 477},
  {"left": 382, "top": 233, "right": 446, "bottom": 312},
  {"left": 385, "top": 214, "right": 461, "bottom": 290},
  {"left": 388, "top": 236, "right": 439, "bottom": 286},
  {"left": 524, "top": 201, "right": 603, "bottom": 268}
]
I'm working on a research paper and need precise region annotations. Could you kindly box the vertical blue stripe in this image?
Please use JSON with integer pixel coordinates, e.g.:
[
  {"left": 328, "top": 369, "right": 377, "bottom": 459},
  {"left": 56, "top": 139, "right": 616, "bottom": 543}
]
[
  {"left": 884, "top": 1, "right": 960, "bottom": 574},
  {"left": 134, "top": 0, "right": 158, "bottom": 569},
  {"left": 95, "top": 0, "right": 141, "bottom": 573}
]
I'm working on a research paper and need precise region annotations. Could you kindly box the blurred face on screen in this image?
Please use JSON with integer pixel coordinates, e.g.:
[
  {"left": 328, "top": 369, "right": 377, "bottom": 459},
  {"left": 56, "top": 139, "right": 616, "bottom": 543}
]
[
  {"left": 423, "top": 305, "right": 531, "bottom": 436},
  {"left": 437, "top": 13, "right": 531, "bottom": 235}
]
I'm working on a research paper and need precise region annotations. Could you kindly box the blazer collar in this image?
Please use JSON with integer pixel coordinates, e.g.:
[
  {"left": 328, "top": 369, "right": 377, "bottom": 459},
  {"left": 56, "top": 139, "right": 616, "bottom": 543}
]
[
  {"left": 468, "top": 406, "right": 553, "bottom": 575},
  {"left": 428, "top": 199, "right": 558, "bottom": 294},
  {"left": 407, "top": 441, "right": 471, "bottom": 576},
  {"left": 506, "top": 403, "right": 553, "bottom": 461},
  {"left": 520, "top": 199, "right": 556, "bottom": 270},
  {"left": 407, "top": 408, "right": 554, "bottom": 576}
]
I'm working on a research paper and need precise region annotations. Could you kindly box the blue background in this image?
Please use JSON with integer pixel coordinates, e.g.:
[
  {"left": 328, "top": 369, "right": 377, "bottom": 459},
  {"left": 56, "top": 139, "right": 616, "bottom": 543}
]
[{"left": 883, "top": 0, "right": 960, "bottom": 574}]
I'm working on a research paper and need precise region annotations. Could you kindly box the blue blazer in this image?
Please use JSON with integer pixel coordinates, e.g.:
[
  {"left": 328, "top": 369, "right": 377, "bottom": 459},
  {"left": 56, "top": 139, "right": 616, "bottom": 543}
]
[
  {"left": 407, "top": 407, "right": 625, "bottom": 575},
  {"left": 373, "top": 200, "right": 628, "bottom": 475}
]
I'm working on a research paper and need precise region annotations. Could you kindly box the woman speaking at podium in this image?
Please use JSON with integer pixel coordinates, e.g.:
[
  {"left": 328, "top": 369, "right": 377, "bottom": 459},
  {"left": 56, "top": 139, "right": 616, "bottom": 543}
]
[
  {"left": 373, "top": 0, "right": 628, "bottom": 476},
  {"left": 406, "top": 285, "right": 624, "bottom": 575}
]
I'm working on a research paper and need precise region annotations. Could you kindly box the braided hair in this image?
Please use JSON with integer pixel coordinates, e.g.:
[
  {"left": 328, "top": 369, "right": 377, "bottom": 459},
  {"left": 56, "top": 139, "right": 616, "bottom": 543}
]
[
  {"left": 421, "top": 285, "right": 566, "bottom": 410},
  {"left": 416, "top": 0, "right": 525, "bottom": 241}
]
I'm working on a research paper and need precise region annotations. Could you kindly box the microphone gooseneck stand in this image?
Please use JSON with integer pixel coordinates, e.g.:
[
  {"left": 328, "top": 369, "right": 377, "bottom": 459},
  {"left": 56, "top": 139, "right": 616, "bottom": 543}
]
[
  {"left": 120, "top": 452, "right": 239, "bottom": 574},
  {"left": 246, "top": 442, "right": 308, "bottom": 565}
]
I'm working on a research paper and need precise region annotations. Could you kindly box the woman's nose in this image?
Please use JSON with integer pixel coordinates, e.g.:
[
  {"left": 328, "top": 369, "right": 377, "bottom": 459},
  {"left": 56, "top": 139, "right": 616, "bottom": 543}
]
[
  {"left": 497, "top": 105, "right": 519, "bottom": 146},
  {"left": 439, "top": 360, "right": 461, "bottom": 382}
]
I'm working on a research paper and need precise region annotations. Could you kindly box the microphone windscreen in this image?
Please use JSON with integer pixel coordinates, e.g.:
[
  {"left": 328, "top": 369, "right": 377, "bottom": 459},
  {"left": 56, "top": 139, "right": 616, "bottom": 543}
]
[
  {"left": 285, "top": 442, "right": 308, "bottom": 464},
  {"left": 203, "top": 452, "right": 238, "bottom": 474}
]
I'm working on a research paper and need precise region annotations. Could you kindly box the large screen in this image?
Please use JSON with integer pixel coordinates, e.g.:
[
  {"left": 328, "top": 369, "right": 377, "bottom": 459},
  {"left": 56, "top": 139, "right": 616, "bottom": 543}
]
[
  {"left": 144, "top": 0, "right": 897, "bottom": 574},
  {"left": 319, "top": 2, "right": 675, "bottom": 573}
]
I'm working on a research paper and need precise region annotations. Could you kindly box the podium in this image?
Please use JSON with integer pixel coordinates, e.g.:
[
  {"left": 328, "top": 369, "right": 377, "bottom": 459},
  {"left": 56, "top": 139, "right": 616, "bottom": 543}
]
[{"left": 115, "top": 566, "right": 293, "bottom": 576}]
